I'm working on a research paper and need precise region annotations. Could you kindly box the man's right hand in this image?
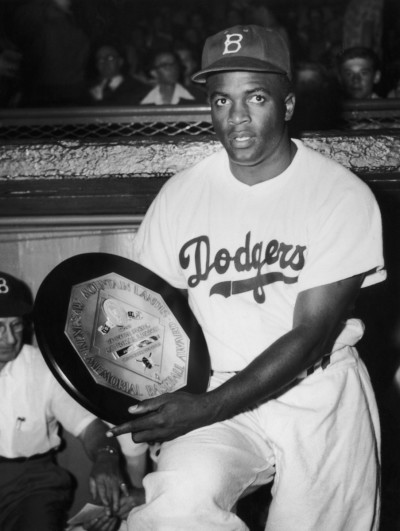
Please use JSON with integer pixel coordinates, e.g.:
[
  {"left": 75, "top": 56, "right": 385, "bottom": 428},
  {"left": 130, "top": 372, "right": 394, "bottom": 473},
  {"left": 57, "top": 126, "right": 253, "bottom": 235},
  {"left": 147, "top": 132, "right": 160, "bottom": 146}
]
[{"left": 83, "top": 488, "right": 145, "bottom": 531}]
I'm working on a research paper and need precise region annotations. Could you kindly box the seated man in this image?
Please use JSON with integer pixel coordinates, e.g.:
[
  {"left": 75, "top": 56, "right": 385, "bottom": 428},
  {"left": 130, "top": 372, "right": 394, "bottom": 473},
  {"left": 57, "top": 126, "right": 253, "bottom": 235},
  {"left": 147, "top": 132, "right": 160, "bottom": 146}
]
[
  {"left": 337, "top": 46, "right": 381, "bottom": 100},
  {"left": 109, "top": 24, "right": 385, "bottom": 530},
  {"left": 140, "top": 50, "right": 206, "bottom": 105},
  {"left": 89, "top": 45, "right": 147, "bottom": 106},
  {"left": 0, "top": 271, "right": 129, "bottom": 531}
]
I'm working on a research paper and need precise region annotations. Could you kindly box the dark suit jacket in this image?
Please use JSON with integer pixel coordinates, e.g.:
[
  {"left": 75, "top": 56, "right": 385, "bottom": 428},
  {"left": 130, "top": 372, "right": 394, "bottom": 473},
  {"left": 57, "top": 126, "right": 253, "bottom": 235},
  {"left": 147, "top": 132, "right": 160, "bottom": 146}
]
[{"left": 90, "top": 76, "right": 149, "bottom": 106}]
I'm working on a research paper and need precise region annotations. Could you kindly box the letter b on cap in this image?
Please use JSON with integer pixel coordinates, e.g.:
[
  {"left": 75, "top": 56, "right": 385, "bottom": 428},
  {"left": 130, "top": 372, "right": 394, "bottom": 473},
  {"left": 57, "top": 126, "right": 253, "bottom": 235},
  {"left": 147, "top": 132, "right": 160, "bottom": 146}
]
[
  {"left": 0, "top": 278, "right": 9, "bottom": 294},
  {"left": 223, "top": 33, "right": 243, "bottom": 55}
]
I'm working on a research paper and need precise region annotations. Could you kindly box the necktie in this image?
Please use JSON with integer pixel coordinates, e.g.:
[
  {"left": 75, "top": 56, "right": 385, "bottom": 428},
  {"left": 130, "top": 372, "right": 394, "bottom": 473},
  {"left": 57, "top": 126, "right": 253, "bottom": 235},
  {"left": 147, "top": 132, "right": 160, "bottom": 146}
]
[{"left": 102, "top": 80, "right": 113, "bottom": 100}]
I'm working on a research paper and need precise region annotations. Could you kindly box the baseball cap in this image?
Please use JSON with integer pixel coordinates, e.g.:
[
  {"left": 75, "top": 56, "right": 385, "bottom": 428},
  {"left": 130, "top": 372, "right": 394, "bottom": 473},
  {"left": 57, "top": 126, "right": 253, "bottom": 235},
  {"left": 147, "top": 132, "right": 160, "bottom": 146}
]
[
  {"left": 0, "top": 272, "right": 33, "bottom": 317},
  {"left": 192, "top": 25, "right": 291, "bottom": 84}
]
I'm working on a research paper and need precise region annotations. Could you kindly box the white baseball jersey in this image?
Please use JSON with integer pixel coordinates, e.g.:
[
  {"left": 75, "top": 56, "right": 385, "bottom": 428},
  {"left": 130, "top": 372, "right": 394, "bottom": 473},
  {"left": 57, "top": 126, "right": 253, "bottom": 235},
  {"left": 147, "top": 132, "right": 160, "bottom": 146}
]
[{"left": 133, "top": 139, "right": 386, "bottom": 371}]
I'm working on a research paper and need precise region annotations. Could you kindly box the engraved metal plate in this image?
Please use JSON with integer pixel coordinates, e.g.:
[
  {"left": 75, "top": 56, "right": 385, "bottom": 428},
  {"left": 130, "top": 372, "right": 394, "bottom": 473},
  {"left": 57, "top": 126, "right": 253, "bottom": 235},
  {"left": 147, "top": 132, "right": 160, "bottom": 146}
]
[{"left": 65, "top": 272, "right": 189, "bottom": 401}]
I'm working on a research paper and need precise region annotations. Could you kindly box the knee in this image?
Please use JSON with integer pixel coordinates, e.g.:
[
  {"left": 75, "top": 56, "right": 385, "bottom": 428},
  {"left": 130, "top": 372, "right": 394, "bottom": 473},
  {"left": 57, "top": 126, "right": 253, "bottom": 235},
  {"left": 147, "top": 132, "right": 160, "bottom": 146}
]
[{"left": 144, "top": 469, "right": 217, "bottom": 506}]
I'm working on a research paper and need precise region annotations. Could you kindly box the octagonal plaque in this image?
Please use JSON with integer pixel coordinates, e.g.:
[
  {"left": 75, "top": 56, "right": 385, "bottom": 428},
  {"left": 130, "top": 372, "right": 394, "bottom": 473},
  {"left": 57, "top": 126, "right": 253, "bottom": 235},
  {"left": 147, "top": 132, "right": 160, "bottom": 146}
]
[
  {"left": 34, "top": 253, "right": 210, "bottom": 424},
  {"left": 65, "top": 273, "right": 189, "bottom": 400}
]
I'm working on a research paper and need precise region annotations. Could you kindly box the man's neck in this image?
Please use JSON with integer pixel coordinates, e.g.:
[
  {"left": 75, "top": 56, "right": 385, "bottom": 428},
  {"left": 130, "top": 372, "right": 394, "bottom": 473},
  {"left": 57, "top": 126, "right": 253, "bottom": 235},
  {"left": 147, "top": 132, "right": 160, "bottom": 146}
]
[{"left": 230, "top": 138, "right": 297, "bottom": 186}]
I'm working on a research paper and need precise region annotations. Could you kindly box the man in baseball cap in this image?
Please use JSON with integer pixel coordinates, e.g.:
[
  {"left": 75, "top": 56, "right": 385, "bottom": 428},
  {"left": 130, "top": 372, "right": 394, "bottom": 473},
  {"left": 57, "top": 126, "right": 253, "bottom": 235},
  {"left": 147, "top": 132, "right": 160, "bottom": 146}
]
[
  {"left": 111, "top": 25, "right": 384, "bottom": 531},
  {"left": 0, "top": 271, "right": 131, "bottom": 531},
  {"left": 191, "top": 24, "right": 291, "bottom": 83}
]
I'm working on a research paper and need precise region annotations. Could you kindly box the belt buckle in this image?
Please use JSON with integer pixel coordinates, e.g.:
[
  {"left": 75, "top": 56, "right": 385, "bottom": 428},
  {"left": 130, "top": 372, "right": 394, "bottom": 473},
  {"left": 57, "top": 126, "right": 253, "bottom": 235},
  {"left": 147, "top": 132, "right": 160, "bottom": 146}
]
[{"left": 306, "top": 354, "right": 331, "bottom": 376}]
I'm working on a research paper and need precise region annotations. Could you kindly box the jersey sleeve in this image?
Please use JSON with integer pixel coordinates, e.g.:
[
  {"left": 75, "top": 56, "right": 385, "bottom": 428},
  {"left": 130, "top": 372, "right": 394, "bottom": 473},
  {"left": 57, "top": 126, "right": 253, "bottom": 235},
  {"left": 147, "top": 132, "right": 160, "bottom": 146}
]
[
  {"left": 133, "top": 181, "right": 188, "bottom": 289},
  {"left": 298, "top": 176, "right": 386, "bottom": 292}
]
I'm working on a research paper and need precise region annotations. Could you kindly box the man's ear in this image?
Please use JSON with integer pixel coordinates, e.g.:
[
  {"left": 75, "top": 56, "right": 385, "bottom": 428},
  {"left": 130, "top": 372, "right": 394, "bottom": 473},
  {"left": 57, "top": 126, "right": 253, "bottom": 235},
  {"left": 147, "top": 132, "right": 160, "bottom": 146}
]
[
  {"left": 374, "top": 69, "right": 381, "bottom": 85},
  {"left": 284, "top": 92, "right": 296, "bottom": 121}
]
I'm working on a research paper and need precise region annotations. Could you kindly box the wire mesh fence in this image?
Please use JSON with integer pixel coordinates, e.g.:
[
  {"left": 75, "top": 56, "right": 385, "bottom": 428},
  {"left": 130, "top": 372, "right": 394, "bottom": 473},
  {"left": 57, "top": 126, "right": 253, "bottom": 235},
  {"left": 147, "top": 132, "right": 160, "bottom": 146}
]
[
  {"left": 0, "top": 106, "right": 215, "bottom": 140},
  {"left": 1, "top": 100, "right": 400, "bottom": 141}
]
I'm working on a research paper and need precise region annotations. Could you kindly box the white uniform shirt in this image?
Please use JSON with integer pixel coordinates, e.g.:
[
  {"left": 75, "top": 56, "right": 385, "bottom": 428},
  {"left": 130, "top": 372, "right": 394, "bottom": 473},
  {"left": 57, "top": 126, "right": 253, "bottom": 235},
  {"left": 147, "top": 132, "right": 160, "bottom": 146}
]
[
  {"left": 140, "top": 82, "right": 195, "bottom": 105},
  {"left": 133, "top": 139, "right": 386, "bottom": 371},
  {"left": 0, "top": 344, "right": 95, "bottom": 458}
]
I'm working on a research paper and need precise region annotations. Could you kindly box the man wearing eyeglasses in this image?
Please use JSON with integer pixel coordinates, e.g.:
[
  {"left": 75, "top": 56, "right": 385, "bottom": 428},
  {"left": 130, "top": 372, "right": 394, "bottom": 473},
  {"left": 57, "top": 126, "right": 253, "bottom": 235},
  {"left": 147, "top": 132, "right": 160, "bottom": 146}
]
[
  {"left": 140, "top": 50, "right": 206, "bottom": 105},
  {"left": 0, "top": 272, "right": 129, "bottom": 531},
  {"left": 89, "top": 44, "right": 148, "bottom": 106}
]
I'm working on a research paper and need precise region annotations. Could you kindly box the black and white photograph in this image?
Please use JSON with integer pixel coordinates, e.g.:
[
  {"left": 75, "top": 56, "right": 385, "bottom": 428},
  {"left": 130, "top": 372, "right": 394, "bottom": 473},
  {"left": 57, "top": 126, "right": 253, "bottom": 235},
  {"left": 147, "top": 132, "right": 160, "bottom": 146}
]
[{"left": 0, "top": 1, "right": 400, "bottom": 529}]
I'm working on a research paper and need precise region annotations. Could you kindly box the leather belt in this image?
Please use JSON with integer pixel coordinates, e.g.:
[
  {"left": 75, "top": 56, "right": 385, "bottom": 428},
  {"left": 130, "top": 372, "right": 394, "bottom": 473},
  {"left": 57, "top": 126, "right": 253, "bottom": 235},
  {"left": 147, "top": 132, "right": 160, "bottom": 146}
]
[
  {"left": 211, "top": 354, "right": 332, "bottom": 381},
  {"left": 299, "top": 354, "right": 331, "bottom": 379}
]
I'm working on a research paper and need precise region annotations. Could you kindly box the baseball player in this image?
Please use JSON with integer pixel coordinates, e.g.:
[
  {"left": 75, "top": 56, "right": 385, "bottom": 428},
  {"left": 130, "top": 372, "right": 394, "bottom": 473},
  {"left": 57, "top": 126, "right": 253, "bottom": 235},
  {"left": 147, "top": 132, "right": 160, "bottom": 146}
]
[{"left": 109, "top": 25, "right": 385, "bottom": 530}]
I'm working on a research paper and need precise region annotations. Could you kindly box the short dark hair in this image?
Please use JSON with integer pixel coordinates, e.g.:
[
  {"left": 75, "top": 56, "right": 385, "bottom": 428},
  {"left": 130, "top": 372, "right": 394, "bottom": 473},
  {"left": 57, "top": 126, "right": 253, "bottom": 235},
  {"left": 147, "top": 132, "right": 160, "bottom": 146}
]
[
  {"left": 336, "top": 47, "right": 380, "bottom": 72},
  {"left": 149, "top": 49, "right": 179, "bottom": 69},
  {"left": 96, "top": 43, "right": 124, "bottom": 58}
]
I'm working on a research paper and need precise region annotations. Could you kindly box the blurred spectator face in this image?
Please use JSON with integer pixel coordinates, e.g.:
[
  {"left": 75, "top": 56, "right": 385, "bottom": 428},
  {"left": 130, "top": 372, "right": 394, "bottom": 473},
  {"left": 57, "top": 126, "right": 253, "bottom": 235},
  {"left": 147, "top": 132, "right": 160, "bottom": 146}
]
[
  {"left": 153, "top": 53, "right": 180, "bottom": 85},
  {"left": 0, "top": 317, "right": 24, "bottom": 366},
  {"left": 96, "top": 46, "right": 123, "bottom": 80},
  {"left": 339, "top": 57, "right": 380, "bottom": 99}
]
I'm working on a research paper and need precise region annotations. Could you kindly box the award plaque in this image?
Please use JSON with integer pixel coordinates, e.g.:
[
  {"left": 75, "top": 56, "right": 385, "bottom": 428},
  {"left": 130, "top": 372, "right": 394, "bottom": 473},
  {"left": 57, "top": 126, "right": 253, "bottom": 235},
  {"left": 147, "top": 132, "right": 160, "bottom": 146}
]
[{"left": 33, "top": 253, "right": 210, "bottom": 424}]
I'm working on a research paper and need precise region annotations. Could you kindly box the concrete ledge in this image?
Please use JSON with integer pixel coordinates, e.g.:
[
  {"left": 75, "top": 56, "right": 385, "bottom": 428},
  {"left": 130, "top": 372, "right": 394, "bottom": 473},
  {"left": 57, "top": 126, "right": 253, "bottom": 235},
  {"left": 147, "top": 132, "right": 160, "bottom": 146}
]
[
  {"left": 0, "top": 132, "right": 399, "bottom": 179},
  {"left": 0, "top": 132, "right": 399, "bottom": 219}
]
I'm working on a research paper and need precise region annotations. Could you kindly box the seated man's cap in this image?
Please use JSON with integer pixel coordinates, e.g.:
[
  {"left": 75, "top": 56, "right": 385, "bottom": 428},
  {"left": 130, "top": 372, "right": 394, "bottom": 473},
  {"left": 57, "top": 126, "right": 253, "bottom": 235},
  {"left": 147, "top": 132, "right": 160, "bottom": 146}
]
[
  {"left": 0, "top": 272, "right": 33, "bottom": 317},
  {"left": 192, "top": 25, "right": 291, "bottom": 84}
]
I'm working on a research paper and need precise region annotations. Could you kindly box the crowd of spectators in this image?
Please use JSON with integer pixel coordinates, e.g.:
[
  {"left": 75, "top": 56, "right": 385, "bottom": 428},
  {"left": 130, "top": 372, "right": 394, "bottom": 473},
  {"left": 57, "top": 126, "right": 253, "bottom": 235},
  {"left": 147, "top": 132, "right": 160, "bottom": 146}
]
[{"left": 0, "top": 0, "right": 399, "bottom": 123}]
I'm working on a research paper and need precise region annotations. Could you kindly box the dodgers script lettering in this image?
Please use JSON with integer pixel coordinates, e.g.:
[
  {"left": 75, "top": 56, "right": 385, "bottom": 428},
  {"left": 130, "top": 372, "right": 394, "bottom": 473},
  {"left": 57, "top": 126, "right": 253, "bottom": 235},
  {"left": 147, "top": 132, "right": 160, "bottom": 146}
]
[{"left": 179, "top": 232, "right": 306, "bottom": 303}]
